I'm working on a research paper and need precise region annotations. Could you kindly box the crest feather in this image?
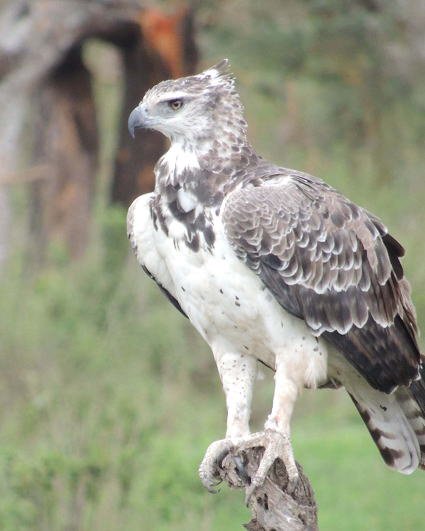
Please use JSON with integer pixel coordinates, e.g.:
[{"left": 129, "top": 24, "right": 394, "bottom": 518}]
[{"left": 201, "top": 58, "right": 231, "bottom": 80}]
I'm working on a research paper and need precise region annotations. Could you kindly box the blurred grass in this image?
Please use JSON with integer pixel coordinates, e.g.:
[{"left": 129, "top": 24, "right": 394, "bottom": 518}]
[
  {"left": 2, "top": 240, "right": 424, "bottom": 530},
  {"left": 1, "top": 29, "right": 424, "bottom": 531}
]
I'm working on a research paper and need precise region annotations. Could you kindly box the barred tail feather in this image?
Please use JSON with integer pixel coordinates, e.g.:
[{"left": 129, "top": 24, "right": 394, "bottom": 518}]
[
  {"left": 409, "top": 364, "right": 425, "bottom": 417},
  {"left": 333, "top": 350, "right": 423, "bottom": 473},
  {"left": 409, "top": 362, "right": 425, "bottom": 470},
  {"left": 396, "top": 387, "right": 425, "bottom": 469},
  {"left": 405, "top": 363, "right": 425, "bottom": 468},
  {"left": 349, "top": 390, "right": 420, "bottom": 474}
]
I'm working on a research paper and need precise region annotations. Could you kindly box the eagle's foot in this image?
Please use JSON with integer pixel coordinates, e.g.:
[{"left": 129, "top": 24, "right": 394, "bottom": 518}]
[
  {"left": 199, "top": 430, "right": 298, "bottom": 499},
  {"left": 235, "top": 429, "right": 299, "bottom": 504},
  {"left": 199, "top": 438, "right": 233, "bottom": 493}
]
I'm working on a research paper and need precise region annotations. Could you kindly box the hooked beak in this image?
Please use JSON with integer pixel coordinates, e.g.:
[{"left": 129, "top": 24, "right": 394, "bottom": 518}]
[{"left": 128, "top": 106, "right": 146, "bottom": 138}]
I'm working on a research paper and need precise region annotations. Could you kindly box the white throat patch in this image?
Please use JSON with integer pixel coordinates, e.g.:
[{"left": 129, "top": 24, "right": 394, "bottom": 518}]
[{"left": 162, "top": 142, "right": 200, "bottom": 175}]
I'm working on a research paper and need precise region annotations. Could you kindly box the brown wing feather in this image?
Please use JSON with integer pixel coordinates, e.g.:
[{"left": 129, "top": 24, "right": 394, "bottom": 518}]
[{"left": 223, "top": 173, "right": 420, "bottom": 393}]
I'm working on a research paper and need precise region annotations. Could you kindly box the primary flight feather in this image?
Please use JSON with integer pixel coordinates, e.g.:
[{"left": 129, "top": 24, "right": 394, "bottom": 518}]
[{"left": 127, "top": 59, "right": 425, "bottom": 494}]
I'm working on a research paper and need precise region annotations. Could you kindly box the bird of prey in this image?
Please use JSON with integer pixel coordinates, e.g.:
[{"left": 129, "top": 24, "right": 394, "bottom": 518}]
[{"left": 127, "top": 59, "right": 425, "bottom": 495}]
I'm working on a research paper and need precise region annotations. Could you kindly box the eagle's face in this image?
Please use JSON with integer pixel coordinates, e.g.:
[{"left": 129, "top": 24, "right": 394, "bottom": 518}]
[
  {"left": 128, "top": 59, "right": 247, "bottom": 148},
  {"left": 131, "top": 85, "right": 211, "bottom": 141}
]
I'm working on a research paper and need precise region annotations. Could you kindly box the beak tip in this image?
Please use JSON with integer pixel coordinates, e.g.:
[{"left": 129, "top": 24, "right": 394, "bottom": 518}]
[{"left": 128, "top": 106, "right": 143, "bottom": 139}]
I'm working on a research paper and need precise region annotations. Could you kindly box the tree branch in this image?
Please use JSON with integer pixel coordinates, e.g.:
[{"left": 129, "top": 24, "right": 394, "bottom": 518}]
[{"left": 218, "top": 447, "right": 318, "bottom": 531}]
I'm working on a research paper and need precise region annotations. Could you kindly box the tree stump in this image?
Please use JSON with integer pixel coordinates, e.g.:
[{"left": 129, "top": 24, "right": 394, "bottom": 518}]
[{"left": 218, "top": 447, "right": 318, "bottom": 531}]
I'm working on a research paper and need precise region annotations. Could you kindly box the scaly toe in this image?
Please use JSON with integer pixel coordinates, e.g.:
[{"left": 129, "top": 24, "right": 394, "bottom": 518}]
[
  {"left": 237, "top": 429, "right": 298, "bottom": 494},
  {"left": 199, "top": 439, "right": 233, "bottom": 492}
]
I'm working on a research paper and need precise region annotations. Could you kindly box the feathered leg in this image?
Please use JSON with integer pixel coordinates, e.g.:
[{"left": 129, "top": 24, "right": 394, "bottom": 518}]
[
  {"left": 238, "top": 358, "right": 299, "bottom": 501},
  {"left": 199, "top": 351, "right": 257, "bottom": 491}
]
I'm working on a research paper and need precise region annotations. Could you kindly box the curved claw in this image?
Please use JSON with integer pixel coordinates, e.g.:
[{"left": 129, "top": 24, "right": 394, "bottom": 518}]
[
  {"left": 203, "top": 478, "right": 222, "bottom": 494},
  {"left": 233, "top": 454, "right": 250, "bottom": 485},
  {"left": 199, "top": 439, "right": 233, "bottom": 492},
  {"left": 200, "top": 430, "right": 299, "bottom": 499}
]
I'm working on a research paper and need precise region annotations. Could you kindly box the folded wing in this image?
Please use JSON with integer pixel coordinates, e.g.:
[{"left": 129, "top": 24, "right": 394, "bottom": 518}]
[{"left": 223, "top": 173, "right": 420, "bottom": 393}]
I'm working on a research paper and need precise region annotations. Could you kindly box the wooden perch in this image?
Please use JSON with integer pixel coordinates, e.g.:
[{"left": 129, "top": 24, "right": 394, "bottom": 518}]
[{"left": 218, "top": 447, "right": 318, "bottom": 531}]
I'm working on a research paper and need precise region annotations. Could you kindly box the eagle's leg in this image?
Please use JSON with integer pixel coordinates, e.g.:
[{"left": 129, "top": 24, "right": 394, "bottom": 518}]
[
  {"left": 238, "top": 359, "right": 299, "bottom": 500},
  {"left": 199, "top": 352, "right": 257, "bottom": 492}
]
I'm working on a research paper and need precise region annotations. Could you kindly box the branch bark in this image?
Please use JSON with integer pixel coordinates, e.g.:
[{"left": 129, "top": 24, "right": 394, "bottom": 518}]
[{"left": 218, "top": 448, "right": 318, "bottom": 531}]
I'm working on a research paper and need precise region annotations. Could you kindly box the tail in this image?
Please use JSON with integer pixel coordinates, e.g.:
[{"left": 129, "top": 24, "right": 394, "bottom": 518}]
[
  {"left": 406, "top": 363, "right": 425, "bottom": 468},
  {"left": 346, "top": 372, "right": 425, "bottom": 474},
  {"left": 409, "top": 362, "right": 425, "bottom": 417}
]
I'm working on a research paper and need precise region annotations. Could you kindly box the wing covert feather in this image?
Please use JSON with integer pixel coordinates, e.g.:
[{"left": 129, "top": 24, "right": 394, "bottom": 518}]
[{"left": 223, "top": 175, "right": 420, "bottom": 392}]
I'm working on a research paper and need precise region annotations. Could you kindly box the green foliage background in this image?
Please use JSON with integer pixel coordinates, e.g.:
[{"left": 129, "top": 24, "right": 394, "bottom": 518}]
[{"left": 1, "top": 1, "right": 424, "bottom": 529}]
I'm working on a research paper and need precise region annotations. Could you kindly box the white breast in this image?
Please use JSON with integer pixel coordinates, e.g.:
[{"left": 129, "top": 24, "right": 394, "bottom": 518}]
[
  {"left": 129, "top": 198, "right": 329, "bottom": 390},
  {"left": 127, "top": 193, "right": 176, "bottom": 297}
]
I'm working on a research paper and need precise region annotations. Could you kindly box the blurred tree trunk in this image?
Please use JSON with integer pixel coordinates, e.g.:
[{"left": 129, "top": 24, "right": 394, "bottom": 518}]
[
  {"left": 29, "top": 46, "right": 98, "bottom": 262},
  {"left": 0, "top": 0, "right": 197, "bottom": 263},
  {"left": 0, "top": 189, "right": 10, "bottom": 267}
]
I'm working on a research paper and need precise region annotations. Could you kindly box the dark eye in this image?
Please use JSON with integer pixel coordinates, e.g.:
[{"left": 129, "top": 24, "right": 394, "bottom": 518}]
[{"left": 168, "top": 99, "right": 183, "bottom": 111}]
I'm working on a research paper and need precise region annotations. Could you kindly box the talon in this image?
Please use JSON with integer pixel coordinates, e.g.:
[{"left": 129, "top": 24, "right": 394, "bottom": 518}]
[
  {"left": 233, "top": 454, "right": 250, "bottom": 485},
  {"left": 199, "top": 439, "right": 233, "bottom": 492},
  {"left": 198, "top": 461, "right": 222, "bottom": 493},
  {"left": 198, "top": 464, "right": 223, "bottom": 493},
  {"left": 203, "top": 479, "right": 221, "bottom": 494},
  {"left": 200, "top": 430, "right": 297, "bottom": 496}
]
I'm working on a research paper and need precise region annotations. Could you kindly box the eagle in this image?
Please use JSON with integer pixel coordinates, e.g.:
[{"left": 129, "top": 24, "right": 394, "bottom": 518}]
[{"left": 127, "top": 59, "right": 425, "bottom": 495}]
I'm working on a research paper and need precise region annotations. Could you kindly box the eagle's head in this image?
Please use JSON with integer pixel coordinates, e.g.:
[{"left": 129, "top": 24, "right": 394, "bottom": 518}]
[{"left": 128, "top": 59, "right": 247, "bottom": 150}]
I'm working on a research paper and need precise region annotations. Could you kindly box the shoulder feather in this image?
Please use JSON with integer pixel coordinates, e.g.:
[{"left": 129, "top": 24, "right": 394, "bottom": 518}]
[{"left": 223, "top": 173, "right": 420, "bottom": 392}]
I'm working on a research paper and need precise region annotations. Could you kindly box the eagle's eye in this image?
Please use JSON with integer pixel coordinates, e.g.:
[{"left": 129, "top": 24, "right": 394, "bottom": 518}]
[{"left": 168, "top": 99, "right": 183, "bottom": 111}]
